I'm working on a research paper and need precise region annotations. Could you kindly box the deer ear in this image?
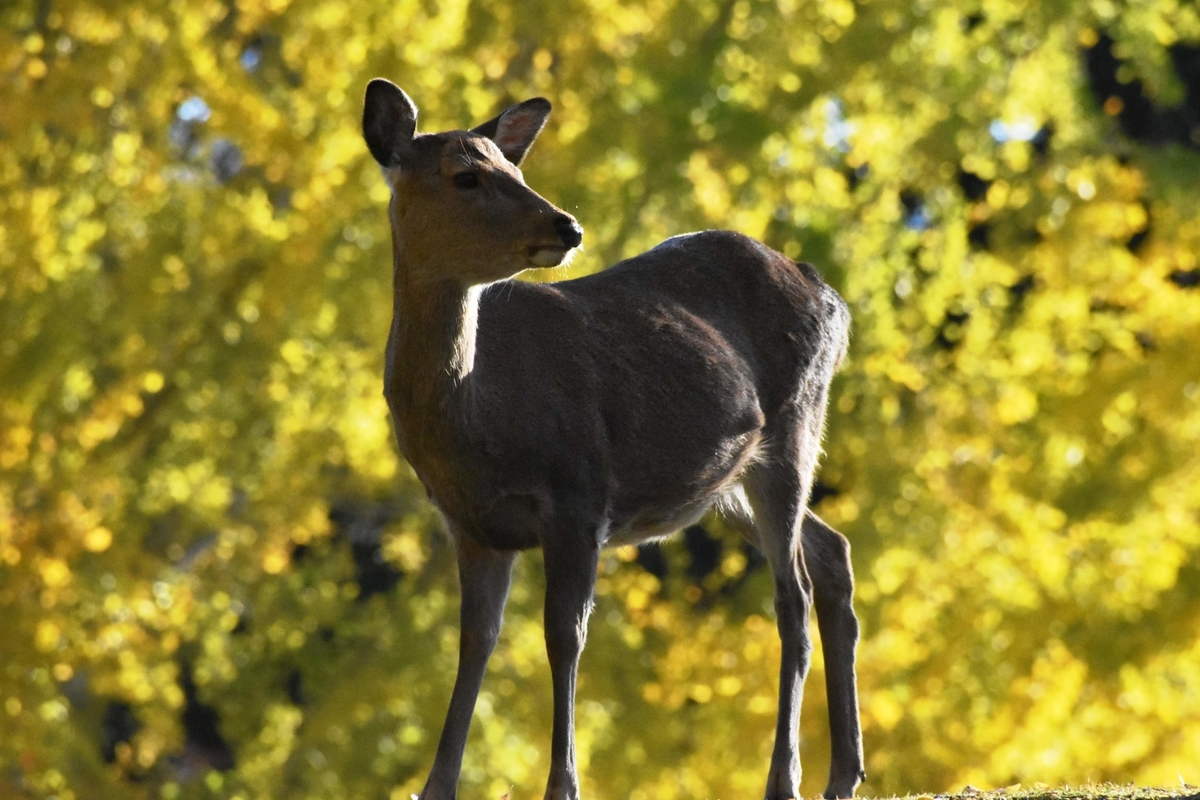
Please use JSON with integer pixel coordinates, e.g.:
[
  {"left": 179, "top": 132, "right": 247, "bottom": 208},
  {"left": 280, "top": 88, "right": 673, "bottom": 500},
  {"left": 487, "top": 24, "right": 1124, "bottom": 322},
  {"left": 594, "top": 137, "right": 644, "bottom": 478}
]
[
  {"left": 363, "top": 79, "right": 418, "bottom": 168},
  {"left": 471, "top": 98, "right": 552, "bottom": 166}
]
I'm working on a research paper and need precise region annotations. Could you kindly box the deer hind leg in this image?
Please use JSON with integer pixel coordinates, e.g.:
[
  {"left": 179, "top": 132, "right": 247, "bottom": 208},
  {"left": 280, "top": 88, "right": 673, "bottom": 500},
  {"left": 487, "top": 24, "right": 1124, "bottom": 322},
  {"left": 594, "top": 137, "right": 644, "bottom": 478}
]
[
  {"left": 420, "top": 533, "right": 516, "bottom": 800},
  {"left": 743, "top": 421, "right": 821, "bottom": 800},
  {"left": 802, "top": 511, "right": 866, "bottom": 799}
]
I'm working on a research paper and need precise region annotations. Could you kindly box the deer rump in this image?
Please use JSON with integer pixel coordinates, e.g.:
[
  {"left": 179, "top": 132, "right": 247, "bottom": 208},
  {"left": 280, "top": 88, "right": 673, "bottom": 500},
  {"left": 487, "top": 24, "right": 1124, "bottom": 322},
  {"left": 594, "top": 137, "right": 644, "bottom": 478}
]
[{"left": 427, "top": 229, "right": 850, "bottom": 554}]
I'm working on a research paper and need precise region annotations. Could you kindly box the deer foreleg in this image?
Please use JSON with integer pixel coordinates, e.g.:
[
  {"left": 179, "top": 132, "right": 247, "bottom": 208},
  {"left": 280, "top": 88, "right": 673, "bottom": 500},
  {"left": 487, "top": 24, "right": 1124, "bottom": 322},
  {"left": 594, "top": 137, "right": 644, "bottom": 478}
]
[
  {"left": 419, "top": 535, "right": 516, "bottom": 800},
  {"left": 541, "top": 533, "right": 599, "bottom": 800}
]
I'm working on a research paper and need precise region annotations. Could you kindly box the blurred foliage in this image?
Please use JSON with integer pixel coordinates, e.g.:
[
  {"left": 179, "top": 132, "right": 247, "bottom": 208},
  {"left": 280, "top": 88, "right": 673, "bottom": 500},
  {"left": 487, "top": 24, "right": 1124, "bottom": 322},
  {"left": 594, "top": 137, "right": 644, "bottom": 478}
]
[{"left": 3, "top": 0, "right": 1200, "bottom": 798}]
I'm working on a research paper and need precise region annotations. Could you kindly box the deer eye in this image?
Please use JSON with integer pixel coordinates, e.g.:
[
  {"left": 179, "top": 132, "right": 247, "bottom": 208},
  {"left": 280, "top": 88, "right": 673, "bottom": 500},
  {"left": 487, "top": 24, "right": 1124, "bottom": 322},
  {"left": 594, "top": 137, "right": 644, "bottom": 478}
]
[{"left": 453, "top": 172, "right": 480, "bottom": 190}]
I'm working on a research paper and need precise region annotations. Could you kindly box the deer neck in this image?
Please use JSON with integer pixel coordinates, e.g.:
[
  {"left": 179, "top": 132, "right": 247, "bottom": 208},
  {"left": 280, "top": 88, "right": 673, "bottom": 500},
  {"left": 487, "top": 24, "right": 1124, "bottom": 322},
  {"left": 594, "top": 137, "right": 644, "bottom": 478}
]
[{"left": 385, "top": 237, "right": 482, "bottom": 455}]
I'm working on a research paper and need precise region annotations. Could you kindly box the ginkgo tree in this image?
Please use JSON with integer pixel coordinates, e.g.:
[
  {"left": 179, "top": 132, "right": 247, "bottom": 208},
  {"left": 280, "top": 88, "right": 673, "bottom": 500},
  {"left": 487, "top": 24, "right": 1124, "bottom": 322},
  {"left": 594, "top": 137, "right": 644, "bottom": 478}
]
[{"left": 2, "top": 0, "right": 1200, "bottom": 798}]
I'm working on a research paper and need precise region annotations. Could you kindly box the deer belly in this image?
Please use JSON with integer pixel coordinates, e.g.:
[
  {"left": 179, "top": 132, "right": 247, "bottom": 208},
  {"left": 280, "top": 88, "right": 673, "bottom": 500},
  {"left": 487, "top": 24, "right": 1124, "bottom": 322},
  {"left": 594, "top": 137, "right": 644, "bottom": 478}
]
[
  {"left": 605, "top": 428, "right": 762, "bottom": 546},
  {"left": 603, "top": 498, "right": 713, "bottom": 546}
]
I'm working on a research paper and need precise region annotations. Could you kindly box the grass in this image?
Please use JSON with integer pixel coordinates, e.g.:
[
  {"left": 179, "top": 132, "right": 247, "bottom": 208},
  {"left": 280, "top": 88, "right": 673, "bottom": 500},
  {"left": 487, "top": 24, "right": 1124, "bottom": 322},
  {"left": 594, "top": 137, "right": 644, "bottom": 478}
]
[
  {"left": 883, "top": 784, "right": 1200, "bottom": 800},
  {"left": 463, "top": 784, "right": 1200, "bottom": 800}
]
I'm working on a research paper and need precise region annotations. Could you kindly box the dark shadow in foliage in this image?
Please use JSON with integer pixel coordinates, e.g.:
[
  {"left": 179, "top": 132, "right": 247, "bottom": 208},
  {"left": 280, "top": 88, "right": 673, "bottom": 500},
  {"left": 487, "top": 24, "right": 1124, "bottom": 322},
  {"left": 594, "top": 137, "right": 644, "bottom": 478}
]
[
  {"left": 960, "top": 169, "right": 992, "bottom": 254},
  {"left": 899, "top": 189, "right": 932, "bottom": 231},
  {"left": 632, "top": 485, "right": 837, "bottom": 606},
  {"left": 1009, "top": 274, "right": 1036, "bottom": 302},
  {"left": 957, "top": 169, "right": 990, "bottom": 202},
  {"left": 1007, "top": 274, "right": 1037, "bottom": 322},
  {"left": 1089, "top": 297, "right": 1127, "bottom": 315},
  {"left": 683, "top": 524, "right": 722, "bottom": 583},
  {"left": 843, "top": 163, "right": 869, "bottom": 192},
  {"left": 935, "top": 309, "right": 972, "bottom": 351},
  {"left": 329, "top": 500, "right": 403, "bottom": 600},
  {"left": 1125, "top": 225, "right": 1151, "bottom": 253},
  {"left": 1066, "top": 560, "right": 1200, "bottom": 679},
  {"left": 236, "top": 31, "right": 304, "bottom": 89},
  {"left": 1126, "top": 203, "right": 1152, "bottom": 254},
  {"left": 171, "top": 661, "right": 235, "bottom": 781},
  {"left": 1171, "top": 43, "right": 1200, "bottom": 142},
  {"left": 1169, "top": 269, "right": 1200, "bottom": 288},
  {"left": 1085, "top": 34, "right": 1160, "bottom": 141},
  {"left": 809, "top": 479, "right": 839, "bottom": 507},
  {"left": 286, "top": 668, "right": 306, "bottom": 706},
  {"left": 101, "top": 700, "right": 141, "bottom": 763},
  {"left": 966, "top": 222, "right": 990, "bottom": 250},
  {"left": 632, "top": 524, "right": 737, "bottom": 591},
  {"left": 291, "top": 541, "right": 312, "bottom": 564},
  {"left": 1084, "top": 34, "right": 1200, "bottom": 148},
  {"left": 698, "top": 540, "right": 769, "bottom": 612},
  {"left": 739, "top": 544, "right": 768, "bottom": 581},
  {"left": 1030, "top": 124, "right": 1053, "bottom": 159},
  {"left": 635, "top": 542, "right": 669, "bottom": 580}
]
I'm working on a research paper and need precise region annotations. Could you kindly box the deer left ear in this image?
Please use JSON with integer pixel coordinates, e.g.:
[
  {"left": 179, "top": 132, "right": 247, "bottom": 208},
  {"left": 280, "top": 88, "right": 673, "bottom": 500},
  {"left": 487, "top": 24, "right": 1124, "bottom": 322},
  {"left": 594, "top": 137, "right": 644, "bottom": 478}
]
[
  {"left": 471, "top": 98, "right": 552, "bottom": 166},
  {"left": 363, "top": 79, "right": 418, "bottom": 168}
]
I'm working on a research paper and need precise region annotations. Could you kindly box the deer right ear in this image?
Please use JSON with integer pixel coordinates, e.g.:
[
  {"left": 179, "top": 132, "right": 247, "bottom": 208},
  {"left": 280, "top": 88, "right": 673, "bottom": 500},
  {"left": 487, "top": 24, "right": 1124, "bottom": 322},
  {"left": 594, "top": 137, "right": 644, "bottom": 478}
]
[
  {"left": 471, "top": 98, "right": 552, "bottom": 166},
  {"left": 363, "top": 79, "right": 418, "bottom": 168}
]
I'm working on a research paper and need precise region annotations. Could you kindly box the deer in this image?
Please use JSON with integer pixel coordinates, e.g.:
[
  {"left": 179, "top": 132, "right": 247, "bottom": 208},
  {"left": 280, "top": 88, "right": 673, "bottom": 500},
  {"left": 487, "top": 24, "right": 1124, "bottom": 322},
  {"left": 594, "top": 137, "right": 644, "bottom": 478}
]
[{"left": 361, "top": 77, "right": 866, "bottom": 800}]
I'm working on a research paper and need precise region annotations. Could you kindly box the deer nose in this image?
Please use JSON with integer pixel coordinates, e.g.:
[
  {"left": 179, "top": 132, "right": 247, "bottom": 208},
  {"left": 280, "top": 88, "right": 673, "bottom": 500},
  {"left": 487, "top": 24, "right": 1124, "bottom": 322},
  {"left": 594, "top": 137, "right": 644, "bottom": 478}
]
[{"left": 554, "top": 214, "right": 584, "bottom": 249}]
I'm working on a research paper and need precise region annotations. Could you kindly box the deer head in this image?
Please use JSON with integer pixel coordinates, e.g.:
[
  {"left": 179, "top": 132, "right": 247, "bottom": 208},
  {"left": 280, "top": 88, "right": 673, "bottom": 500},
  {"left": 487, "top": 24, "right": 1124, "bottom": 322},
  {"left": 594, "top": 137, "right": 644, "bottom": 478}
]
[{"left": 362, "top": 79, "right": 583, "bottom": 287}]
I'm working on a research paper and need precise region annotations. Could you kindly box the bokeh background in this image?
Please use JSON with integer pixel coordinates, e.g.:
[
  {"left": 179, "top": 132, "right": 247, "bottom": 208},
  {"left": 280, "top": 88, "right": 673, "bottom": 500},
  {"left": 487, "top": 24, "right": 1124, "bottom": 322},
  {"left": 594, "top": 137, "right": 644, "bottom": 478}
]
[{"left": 3, "top": 0, "right": 1200, "bottom": 798}]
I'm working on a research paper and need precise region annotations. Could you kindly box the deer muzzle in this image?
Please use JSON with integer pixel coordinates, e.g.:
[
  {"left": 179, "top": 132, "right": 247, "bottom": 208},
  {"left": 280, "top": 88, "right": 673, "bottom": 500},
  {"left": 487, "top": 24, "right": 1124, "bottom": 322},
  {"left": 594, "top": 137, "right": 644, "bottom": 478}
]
[{"left": 528, "top": 213, "right": 583, "bottom": 267}]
